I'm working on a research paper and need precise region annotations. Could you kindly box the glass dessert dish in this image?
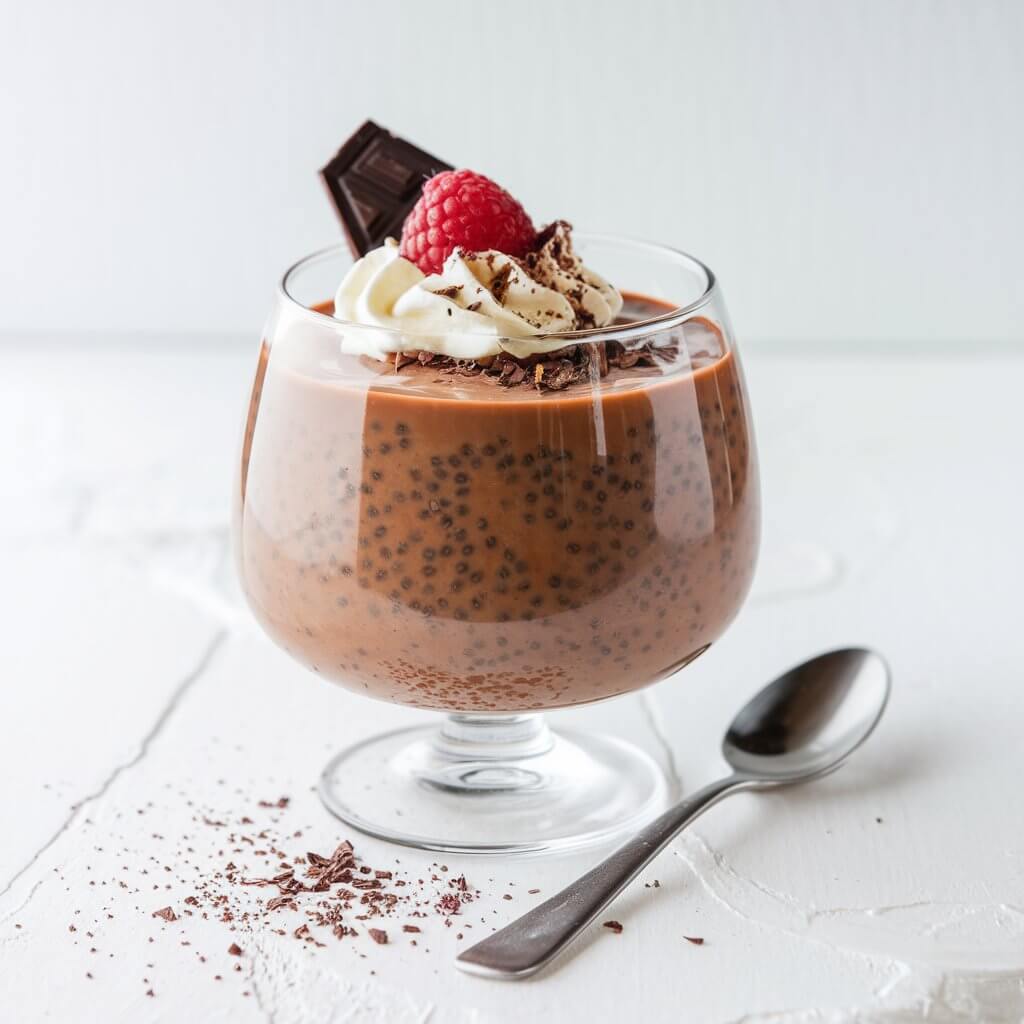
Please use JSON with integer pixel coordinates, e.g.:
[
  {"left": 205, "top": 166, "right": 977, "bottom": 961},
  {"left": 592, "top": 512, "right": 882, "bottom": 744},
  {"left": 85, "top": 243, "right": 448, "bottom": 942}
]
[{"left": 233, "top": 234, "right": 759, "bottom": 853}]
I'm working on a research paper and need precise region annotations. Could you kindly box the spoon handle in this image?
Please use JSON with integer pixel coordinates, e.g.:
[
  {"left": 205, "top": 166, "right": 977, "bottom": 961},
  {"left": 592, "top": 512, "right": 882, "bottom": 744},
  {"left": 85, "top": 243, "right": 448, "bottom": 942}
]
[{"left": 456, "top": 774, "right": 746, "bottom": 979}]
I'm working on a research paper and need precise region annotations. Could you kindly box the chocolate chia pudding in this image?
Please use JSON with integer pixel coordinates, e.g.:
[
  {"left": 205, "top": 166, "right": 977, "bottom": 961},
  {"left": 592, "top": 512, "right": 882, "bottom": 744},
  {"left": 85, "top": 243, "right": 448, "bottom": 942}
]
[
  {"left": 235, "top": 295, "right": 759, "bottom": 712},
  {"left": 233, "top": 124, "right": 763, "bottom": 852}
]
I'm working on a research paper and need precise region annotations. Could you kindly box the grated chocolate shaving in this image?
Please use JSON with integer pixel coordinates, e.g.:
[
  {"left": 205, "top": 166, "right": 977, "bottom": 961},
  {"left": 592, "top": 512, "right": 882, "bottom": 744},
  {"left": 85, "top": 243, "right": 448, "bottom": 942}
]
[
  {"left": 488, "top": 263, "right": 515, "bottom": 305},
  {"left": 390, "top": 338, "right": 680, "bottom": 391}
]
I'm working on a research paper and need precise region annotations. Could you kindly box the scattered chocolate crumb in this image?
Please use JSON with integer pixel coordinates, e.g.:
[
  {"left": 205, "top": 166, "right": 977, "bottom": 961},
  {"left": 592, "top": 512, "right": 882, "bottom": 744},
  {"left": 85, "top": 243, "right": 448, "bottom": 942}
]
[
  {"left": 68, "top": 796, "right": 495, "bottom": 994},
  {"left": 684, "top": 935, "right": 705, "bottom": 946},
  {"left": 528, "top": 889, "right": 540, "bottom": 895},
  {"left": 436, "top": 892, "right": 462, "bottom": 915},
  {"left": 603, "top": 920, "right": 623, "bottom": 934},
  {"left": 265, "top": 895, "right": 297, "bottom": 912}
]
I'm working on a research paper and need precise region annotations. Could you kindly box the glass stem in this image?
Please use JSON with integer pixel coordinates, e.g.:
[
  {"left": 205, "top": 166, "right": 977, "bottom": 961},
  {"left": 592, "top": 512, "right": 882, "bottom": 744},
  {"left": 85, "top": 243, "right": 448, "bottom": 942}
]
[{"left": 435, "top": 713, "right": 554, "bottom": 762}]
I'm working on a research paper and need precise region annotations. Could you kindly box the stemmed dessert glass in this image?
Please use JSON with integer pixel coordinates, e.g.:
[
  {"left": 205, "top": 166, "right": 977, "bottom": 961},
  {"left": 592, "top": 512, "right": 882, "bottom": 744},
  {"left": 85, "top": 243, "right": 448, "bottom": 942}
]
[{"left": 233, "top": 235, "right": 759, "bottom": 853}]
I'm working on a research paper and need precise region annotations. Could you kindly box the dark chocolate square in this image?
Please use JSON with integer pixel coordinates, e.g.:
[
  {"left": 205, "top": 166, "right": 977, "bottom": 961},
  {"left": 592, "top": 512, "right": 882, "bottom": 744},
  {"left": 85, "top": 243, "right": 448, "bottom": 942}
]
[{"left": 320, "top": 121, "right": 453, "bottom": 258}]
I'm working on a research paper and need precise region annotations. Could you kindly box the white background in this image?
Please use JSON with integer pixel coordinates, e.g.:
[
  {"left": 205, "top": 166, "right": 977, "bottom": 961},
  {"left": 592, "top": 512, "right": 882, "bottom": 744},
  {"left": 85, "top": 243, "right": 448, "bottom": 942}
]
[{"left": 2, "top": 0, "right": 1023, "bottom": 344}]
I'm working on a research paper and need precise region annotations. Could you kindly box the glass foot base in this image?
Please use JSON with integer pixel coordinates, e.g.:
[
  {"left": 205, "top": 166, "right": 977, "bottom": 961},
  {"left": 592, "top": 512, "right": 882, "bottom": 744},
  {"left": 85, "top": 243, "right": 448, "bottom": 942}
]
[{"left": 318, "top": 717, "right": 670, "bottom": 855}]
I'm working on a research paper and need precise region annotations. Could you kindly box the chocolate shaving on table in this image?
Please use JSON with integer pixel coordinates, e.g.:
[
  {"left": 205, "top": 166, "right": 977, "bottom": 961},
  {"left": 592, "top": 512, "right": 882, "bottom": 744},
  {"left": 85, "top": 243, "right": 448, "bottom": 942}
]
[
  {"left": 265, "top": 895, "right": 297, "bottom": 912},
  {"left": 436, "top": 893, "right": 461, "bottom": 915},
  {"left": 305, "top": 841, "right": 356, "bottom": 885},
  {"left": 351, "top": 878, "right": 383, "bottom": 890},
  {"left": 320, "top": 120, "right": 453, "bottom": 258}
]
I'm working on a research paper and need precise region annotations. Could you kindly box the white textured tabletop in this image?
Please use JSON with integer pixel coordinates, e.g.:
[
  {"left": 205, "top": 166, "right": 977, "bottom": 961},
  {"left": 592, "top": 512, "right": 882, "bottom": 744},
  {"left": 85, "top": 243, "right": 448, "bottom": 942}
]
[{"left": 2, "top": 340, "right": 1023, "bottom": 1022}]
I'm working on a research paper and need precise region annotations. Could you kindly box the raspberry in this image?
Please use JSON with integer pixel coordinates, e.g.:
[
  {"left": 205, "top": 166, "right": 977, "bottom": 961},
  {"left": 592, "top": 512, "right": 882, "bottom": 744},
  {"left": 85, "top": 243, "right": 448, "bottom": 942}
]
[{"left": 400, "top": 169, "right": 536, "bottom": 275}]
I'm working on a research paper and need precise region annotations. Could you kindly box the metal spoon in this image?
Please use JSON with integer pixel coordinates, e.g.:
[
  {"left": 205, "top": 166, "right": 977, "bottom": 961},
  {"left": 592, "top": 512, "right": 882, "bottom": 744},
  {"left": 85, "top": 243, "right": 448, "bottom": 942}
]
[{"left": 456, "top": 647, "right": 891, "bottom": 979}]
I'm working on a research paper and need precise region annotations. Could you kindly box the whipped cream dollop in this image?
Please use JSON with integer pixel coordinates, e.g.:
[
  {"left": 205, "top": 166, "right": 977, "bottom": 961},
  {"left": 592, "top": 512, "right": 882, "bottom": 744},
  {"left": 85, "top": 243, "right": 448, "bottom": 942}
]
[{"left": 332, "top": 222, "right": 623, "bottom": 362}]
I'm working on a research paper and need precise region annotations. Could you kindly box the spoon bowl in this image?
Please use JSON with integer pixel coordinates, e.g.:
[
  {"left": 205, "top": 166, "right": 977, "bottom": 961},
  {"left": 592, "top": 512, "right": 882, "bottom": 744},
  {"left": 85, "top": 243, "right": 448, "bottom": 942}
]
[{"left": 724, "top": 647, "right": 891, "bottom": 782}]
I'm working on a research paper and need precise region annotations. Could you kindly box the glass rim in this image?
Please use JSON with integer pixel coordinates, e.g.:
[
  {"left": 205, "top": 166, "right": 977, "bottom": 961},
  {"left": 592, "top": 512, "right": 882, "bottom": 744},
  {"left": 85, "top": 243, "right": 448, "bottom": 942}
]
[{"left": 277, "top": 232, "right": 719, "bottom": 345}]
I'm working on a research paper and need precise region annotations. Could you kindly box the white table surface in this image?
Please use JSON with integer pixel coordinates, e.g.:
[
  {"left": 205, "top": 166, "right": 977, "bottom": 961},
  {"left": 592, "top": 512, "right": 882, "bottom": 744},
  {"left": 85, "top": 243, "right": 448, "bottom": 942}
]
[{"left": 2, "top": 338, "right": 1023, "bottom": 1023}]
